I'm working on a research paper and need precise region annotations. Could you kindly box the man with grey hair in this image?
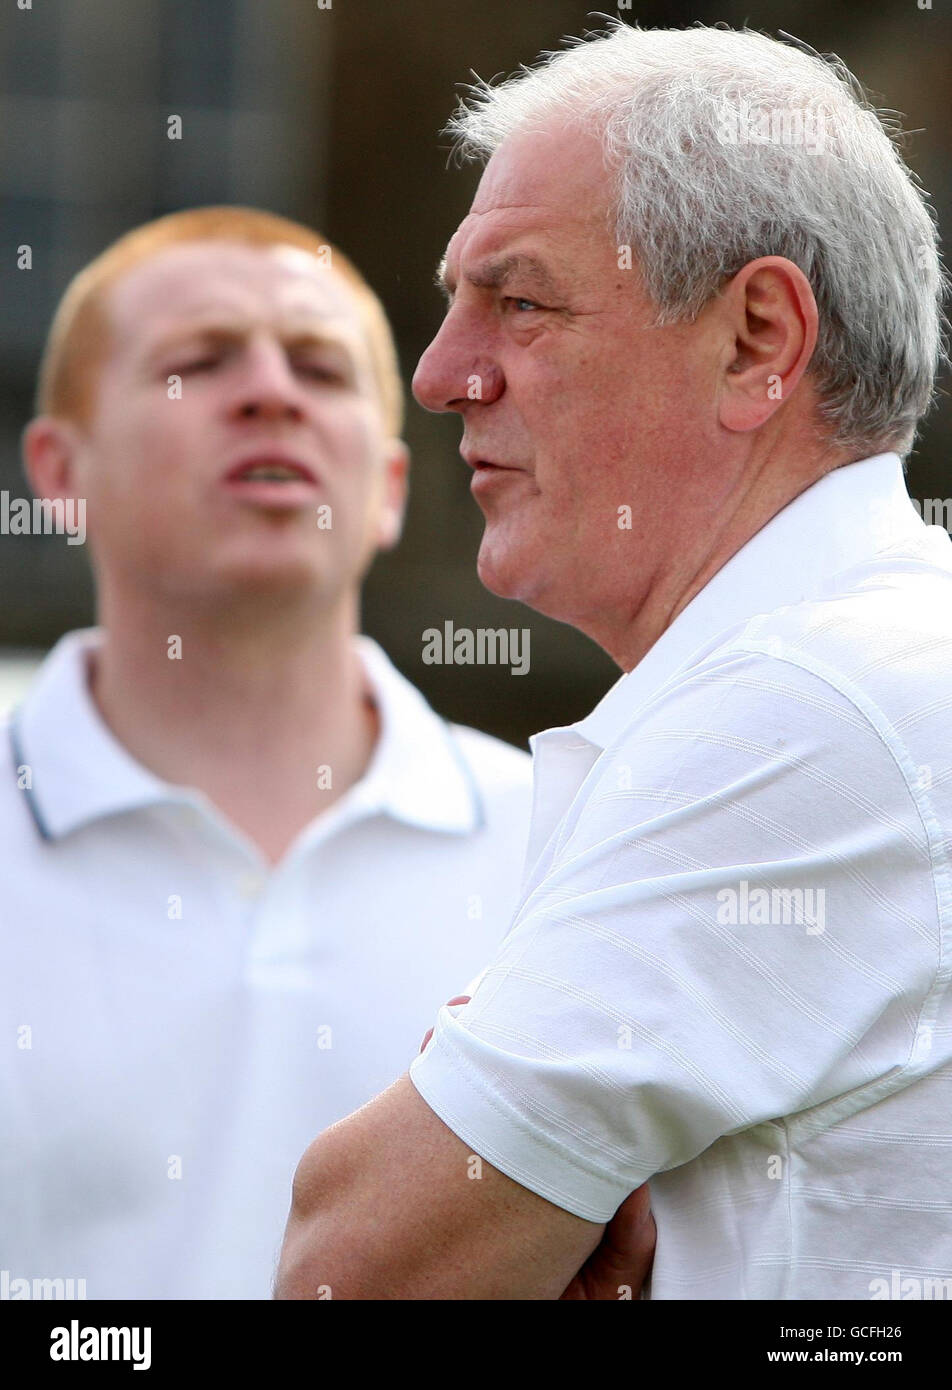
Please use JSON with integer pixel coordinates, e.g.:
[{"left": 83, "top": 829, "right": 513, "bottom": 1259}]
[{"left": 276, "top": 22, "right": 952, "bottom": 1299}]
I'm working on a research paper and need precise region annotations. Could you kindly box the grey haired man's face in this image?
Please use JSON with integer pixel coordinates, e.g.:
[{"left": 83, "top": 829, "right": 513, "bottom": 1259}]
[{"left": 412, "top": 121, "right": 724, "bottom": 637}]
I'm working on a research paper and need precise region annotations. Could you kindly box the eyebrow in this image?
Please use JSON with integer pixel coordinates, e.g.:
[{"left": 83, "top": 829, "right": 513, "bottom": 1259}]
[
  {"left": 145, "top": 320, "right": 359, "bottom": 361},
  {"left": 435, "top": 252, "right": 562, "bottom": 303}
]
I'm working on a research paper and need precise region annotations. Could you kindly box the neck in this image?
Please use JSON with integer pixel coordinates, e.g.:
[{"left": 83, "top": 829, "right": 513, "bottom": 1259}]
[
  {"left": 596, "top": 440, "right": 857, "bottom": 671},
  {"left": 89, "top": 582, "right": 379, "bottom": 864}
]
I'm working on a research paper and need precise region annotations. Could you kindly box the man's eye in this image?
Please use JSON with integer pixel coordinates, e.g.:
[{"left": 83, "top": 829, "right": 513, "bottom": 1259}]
[
  {"left": 176, "top": 356, "right": 220, "bottom": 373},
  {"left": 296, "top": 362, "right": 346, "bottom": 382},
  {"left": 298, "top": 361, "right": 336, "bottom": 377},
  {"left": 505, "top": 297, "right": 543, "bottom": 313}
]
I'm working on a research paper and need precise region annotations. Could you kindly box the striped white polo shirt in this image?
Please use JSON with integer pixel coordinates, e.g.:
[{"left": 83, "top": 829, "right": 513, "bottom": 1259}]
[{"left": 410, "top": 451, "right": 952, "bottom": 1300}]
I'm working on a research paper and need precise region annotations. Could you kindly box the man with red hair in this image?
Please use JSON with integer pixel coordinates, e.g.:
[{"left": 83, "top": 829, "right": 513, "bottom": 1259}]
[{"left": 0, "top": 207, "right": 544, "bottom": 1298}]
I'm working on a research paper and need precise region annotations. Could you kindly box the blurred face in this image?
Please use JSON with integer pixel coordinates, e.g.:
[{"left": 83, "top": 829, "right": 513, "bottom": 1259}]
[
  {"left": 64, "top": 240, "right": 406, "bottom": 607},
  {"left": 412, "top": 123, "right": 727, "bottom": 631}
]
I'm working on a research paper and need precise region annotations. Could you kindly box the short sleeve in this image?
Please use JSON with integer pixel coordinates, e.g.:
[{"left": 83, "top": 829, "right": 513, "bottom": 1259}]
[{"left": 409, "top": 646, "right": 939, "bottom": 1222}]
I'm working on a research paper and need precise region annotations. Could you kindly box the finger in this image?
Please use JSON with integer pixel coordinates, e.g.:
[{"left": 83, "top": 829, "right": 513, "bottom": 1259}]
[
  {"left": 419, "top": 997, "right": 471, "bottom": 1054},
  {"left": 590, "top": 1185, "right": 656, "bottom": 1282},
  {"left": 603, "top": 1185, "right": 654, "bottom": 1256},
  {"left": 558, "top": 1187, "right": 656, "bottom": 1300}
]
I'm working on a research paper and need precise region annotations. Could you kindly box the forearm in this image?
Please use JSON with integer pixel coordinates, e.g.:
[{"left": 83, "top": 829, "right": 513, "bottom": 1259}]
[{"left": 273, "top": 1078, "right": 606, "bottom": 1300}]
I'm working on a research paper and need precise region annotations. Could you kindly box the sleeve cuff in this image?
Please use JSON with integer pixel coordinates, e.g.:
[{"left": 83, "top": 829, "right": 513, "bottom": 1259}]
[{"left": 408, "top": 1009, "right": 632, "bottom": 1224}]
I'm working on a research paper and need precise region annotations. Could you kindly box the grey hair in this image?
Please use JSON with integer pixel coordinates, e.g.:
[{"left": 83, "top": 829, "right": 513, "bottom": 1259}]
[{"left": 445, "top": 21, "right": 949, "bottom": 460}]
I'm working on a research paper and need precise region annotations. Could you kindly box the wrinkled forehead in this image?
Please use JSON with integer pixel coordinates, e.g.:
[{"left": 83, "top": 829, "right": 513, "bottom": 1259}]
[
  {"left": 445, "top": 123, "right": 615, "bottom": 269},
  {"left": 104, "top": 240, "right": 365, "bottom": 350}
]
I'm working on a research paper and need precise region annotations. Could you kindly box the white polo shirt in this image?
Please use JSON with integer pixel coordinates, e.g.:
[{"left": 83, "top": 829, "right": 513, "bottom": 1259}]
[
  {"left": 411, "top": 451, "right": 952, "bottom": 1300},
  {"left": 0, "top": 631, "right": 532, "bottom": 1299}
]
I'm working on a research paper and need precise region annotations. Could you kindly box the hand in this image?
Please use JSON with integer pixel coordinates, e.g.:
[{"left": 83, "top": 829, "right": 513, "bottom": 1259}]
[
  {"left": 419, "top": 996, "right": 471, "bottom": 1053},
  {"left": 559, "top": 1183, "right": 656, "bottom": 1299}
]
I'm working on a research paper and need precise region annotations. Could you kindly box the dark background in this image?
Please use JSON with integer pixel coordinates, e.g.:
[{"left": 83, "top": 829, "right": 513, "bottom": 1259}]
[{"left": 1, "top": 0, "right": 949, "bottom": 748}]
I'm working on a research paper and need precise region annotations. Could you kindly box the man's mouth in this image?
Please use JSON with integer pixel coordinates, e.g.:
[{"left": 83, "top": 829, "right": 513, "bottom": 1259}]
[
  {"left": 226, "top": 457, "right": 318, "bottom": 484},
  {"left": 235, "top": 463, "right": 310, "bottom": 482},
  {"left": 461, "top": 451, "right": 521, "bottom": 473},
  {"left": 223, "top": 456, "right": 322, "bottom": 508},
  {"left": 469, "top": 463, "right": 526, "bottom": 496}
]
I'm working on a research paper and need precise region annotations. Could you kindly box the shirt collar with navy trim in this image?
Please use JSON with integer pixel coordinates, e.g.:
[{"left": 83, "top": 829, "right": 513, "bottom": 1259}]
[{"left": 11, "top": 629, "right": 483, "bottom": 841}]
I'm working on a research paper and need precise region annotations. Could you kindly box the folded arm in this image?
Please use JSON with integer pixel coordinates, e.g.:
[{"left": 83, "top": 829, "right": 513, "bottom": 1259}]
[{"left": 274, "top": 1073, "right": 608, "bottom": 1300}]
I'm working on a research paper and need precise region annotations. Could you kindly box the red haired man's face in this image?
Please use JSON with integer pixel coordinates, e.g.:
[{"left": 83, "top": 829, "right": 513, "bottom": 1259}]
[{"left": 64, "top": 239, "right": 406, "bottom": 608}]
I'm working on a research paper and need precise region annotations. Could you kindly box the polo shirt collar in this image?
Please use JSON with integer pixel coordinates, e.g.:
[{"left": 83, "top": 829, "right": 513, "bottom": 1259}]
[
  {"left": 12, "top": 629, "right": 175, "bottom": 840},
  {"left": 573, "top": 452, "right": 923, "bottom": 753},
  {"left": 11, "top": 629, "right": 482, "bottom": 841}
]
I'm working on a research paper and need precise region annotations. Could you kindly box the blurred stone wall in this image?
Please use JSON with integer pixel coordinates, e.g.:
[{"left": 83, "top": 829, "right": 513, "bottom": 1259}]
[{"left": 1, "top": 0, "right": 949, "bottom": 746}]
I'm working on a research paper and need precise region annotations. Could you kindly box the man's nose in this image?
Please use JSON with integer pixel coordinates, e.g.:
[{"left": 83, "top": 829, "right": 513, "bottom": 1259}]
[
  {"left": 230, "top": 340, "right": 305, "bottom": 423},
  {"left": 412, "top": 316, "right": 503, "bottom": 414}
]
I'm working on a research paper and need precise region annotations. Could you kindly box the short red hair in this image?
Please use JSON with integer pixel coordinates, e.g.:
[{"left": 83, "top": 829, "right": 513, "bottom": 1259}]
[{"left": 35, "top": 205, "right": 404, "bottom": 435}]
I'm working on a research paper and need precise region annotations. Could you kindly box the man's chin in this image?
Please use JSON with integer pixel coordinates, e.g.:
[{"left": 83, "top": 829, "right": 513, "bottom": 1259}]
[
  {"left": 475, "top": 540, "right": 519, "bottom": 601},
  {"left": 475, "top": 537, "right": 545, "bottom": 609},
  {"left": 476, "top": 538, "right": 586, "bottom": 629},
  {"left": 194, "top": 554, "right": 337, "bottom": 607}
]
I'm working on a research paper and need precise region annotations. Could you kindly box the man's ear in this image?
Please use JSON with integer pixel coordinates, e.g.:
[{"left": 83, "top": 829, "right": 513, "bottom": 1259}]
[
  {"left": 716, "top": 256, "right": 819, "bottom": 435},
  {"left": 375, "top": 439, "right": 410, "bottom": 551},
  {"left": 21, "top": 416, "right": 85, "bottom": 503}
]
